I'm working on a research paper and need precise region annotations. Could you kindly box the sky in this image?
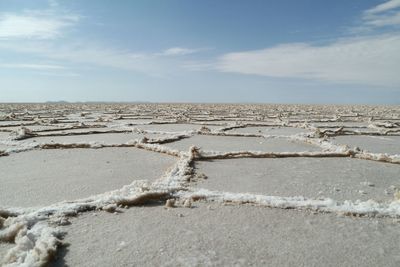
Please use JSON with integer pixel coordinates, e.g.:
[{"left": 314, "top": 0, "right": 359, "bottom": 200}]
[{"left": 0, "top": 0, "right": 400, "bottom": 104}]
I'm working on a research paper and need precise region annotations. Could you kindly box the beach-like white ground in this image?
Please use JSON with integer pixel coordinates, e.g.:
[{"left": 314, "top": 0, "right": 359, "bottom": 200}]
[
  {"left": 0, "top": 148, "right": 176, "bottom": 207},
  {"left": 52, "top": 204, "right": 400, "bottom": 267},
  {"left": 195, "top": 158, "right": 400, "bottom": 202},
  {"left": 0, "top": 103, "right": 399, "bottom": 266}
]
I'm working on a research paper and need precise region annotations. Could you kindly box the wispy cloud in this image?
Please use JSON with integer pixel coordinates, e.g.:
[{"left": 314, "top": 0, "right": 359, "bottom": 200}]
[
  {"left": 48, "top": 0, "right": 60, "bottom": 8},
  {"left": 356, "top": 0, "right": 400, "bottom": 31},
  {"left": 0, "top": 1, "right": 201, "bottom": 77},
  {"left": 34, "top": 71, "right": 80, "bottom": 77},
  {"left": 0, "top": 63, "right": 66, "bottom": 70},
  {"left": 215, "top": 1, "right": 400, "bottom": 88},
  {"left": 0, "top": 9, "right": 79, "bottom": 40},
  {"left": 0, "top": 39, "right": 207, "bottom": 77},
  {"left": 0, "top": 41, "right": 195, "bottom": 77},
  {"left": 216, "top": 34, "right": 400, "bottom": 87},
  {"left": 159, "top": 47, "right": 198, "bottom": 56},
  {"left": 365, "top": 0, "right": 400, "bottom": 15}
]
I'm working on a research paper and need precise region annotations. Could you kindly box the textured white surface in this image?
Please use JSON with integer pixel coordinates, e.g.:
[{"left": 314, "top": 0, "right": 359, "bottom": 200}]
[{"left": 0, "top": 103, "right": 399, "bottom": 266}]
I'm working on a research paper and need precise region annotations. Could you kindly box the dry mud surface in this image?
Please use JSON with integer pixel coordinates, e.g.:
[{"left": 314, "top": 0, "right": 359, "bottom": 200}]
[{"left": 0, "top": 103, "right": 400, "bottom": 267}]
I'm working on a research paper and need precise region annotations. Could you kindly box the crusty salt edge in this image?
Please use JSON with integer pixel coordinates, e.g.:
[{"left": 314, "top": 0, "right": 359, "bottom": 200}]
[
  {"left": 197, "top": 150, "right": 351, "bottom": 160},
  {"left": 32, "top": 124, "right": 107, "bottom": 133},
  {"left": 22, "top": 180, "right": 174, "bottom": 217},
  {"left": 0, "top": 141, "right": 40, "bottom": 156},
  {"left": 0, "top": 212, "right": 62, "bottom": 267},
  {"left": 199, "top": 125, "right": 314, "bottom": 138},
  {"left": 317, "top": 128, "right": 400, "bottom": 137},
  {"left": 188, "top": 119, "right": 223, "bottom": 123},
  {"left": 131, "top": 127, "right": 178, "bottom": 135},
  {"left": 198, "top": 131, "right": 264, "bottom": 138},
  {"left": 292, "top": 135, "right": 400, "bottom": 164},
  {"left": 335, "top": 130, "right": 400, "bottom": 136},
  {"left": 20, "top": 128, "right": 194, "bottom": 144},
  {"left": 148, "top": 120, "right": 178, "bottom": 125},
  {"left": 13, "top": 125, "right": 144, "bottom": 141},
  {"left": 354, "top": 152, "right": 400, "bottom": 164},
  {"left": 183, "top": 133, "right": 400, "bottom": 164},
  {"left": 132, "top": 128, "right": 194, "bottom": 141},
  {"left": 177, "top": 189, "right": 400, "bottom": 218},
  {"left": 37, "top": 141, "right": 183, "bottom": 157},
  {"left": 0, "top": 145, "right": 191, "bottom": 215},
  {"left": 219, "top": 124, "right": 247, "bottom": 132},
  {"left": 312, "top": 125, "right": 368, "bottom": 129},
  {"left": 2, "top": 135, "right": 400, "bottom": 166},
  {"left": 0, "top": 129, "right": 14, "bottom": 133},
  {"left": 144, "top": 133, "right": 193, "bottom": 144},
  {"left": 368, "top": 122, "right": 400, "bottom": 129},
  {"left": 11, "top": 127, "right": 37, "bottom": 141},
  {"left": 288, "top": 118, "right": 361, "bottom": 123},
  {"left": 0, "top": 147, "right": 194, "bottom": 266},
  {"left": 153, "top": 147, "right": 197, "bottom": 188},
  {"left": 0, "top": 122, "right": 38, "bottom": 128},
  {"left": 291, "top": 135, "right": 349, "bottom": 153},
  {"left": 1, "top": 221, "right": 62, "bottom": 267},
  {"left": 182, "top": 121, "right": 227, "bottom": 126},
  {"left": 193, "top": 131, "right": 341, "bottom": 151},
  {"left": 1, "top": 109, "right": 400, "bottom": 265},
  {"left": 133, "top": 126, "right": 195, "bottom": 133},
  {"left": 218, "top": 122, "right": 286, "bottom": 133},
  {"left": 294, "top": 122, "right": 400, "bottom": 134},
  {"left": 37, "top": 129, "right": 134, "bottom": 137},
  {"left": 0, "top": 136, "right": 184, "bottom": 156}
]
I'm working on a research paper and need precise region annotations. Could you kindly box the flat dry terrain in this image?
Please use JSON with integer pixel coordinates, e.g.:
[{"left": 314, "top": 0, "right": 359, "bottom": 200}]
[{"left": 0, "top": 103, "right": 399, "bottom": 267}]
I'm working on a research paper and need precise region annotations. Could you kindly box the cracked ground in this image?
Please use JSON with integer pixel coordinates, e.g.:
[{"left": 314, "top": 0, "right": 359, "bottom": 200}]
[{"left": 0, "top": 103, "right": 400, "bottom": 266}]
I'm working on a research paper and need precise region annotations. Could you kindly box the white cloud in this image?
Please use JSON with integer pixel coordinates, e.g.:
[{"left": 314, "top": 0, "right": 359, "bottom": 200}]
[
  {"left": 0, "top": 41, "right": 190, "bottom": 77},
  {"left": 0, "top": 10, "right": 79, "bottom": 40},
  {"left": 48, "top": 0, "right": 60, "bottom": 8},
  {"left": 0, "top": 39, "right": 207, "bottom": 77},
  {"left": 160, "top": 47, "right": 197, "bottom": 56},
  {"left": 0, "top": 63, "right": 66, "bottom": 70},
  {"left": 365, "top": 0, "right": 400, "bottom": 15},
  {"left": 0, "top": 2, "right": 199, "bottom": 76},
  {"left": 217, "top": 34, "right": 400, "bottom": 87},
  {"left": 363, "top": 10, "right": 400, "bottom": 27},
  {"left": 35, "top": 71, "right": 80, "bottom": 77},
  {"left": 361, "top": 0, "right": 400, "bottom": 29}
]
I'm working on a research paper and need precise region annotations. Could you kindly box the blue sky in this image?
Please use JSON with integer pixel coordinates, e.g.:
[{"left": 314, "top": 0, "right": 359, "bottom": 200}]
[{"left": 0, "top": 0, "right": 399, "bottom": 103}]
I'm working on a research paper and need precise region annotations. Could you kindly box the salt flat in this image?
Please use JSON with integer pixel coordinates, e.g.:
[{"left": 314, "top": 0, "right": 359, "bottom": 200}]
[
  {"left": 0, "top": 147, "right": 176, "bottom": 207},
  {"left": 0, "top": 131, "right": 10, "bottom": 139},
  {"left": 165, "top": 135, "right": 320, "bottom": 152},
  {"left": 226, "top": 126, "right": 311, "bottom": 135},
  {"left": 135, "top": 123, "right": 222, "bottom": 132},
  {"left": 53, "top": 204, "right": 400, "bottom": 267},
  {"left": 333, "top": 135, "right": 400, "bottom": 155},
  {"left": 0, "top": 132, "right": 11, "bottom": 151},
  {"left": 195, "top": 158, "right": 400, "bottom": 202},
  {"left": 0, "top": 103, "right": 399, "bottom": 267},
  {"left": 29, "top": 132, "right": 146, "bottom": 145}
]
